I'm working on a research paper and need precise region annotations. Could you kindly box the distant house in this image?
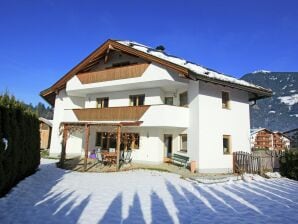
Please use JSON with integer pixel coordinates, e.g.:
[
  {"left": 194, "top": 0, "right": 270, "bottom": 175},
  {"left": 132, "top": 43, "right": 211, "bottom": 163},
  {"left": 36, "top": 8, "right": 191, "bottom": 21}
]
[
  {"left": 284, "top": 128, "right": 298, "bottom": 149},
  {"left": 40, "top": 39, "right": 272, "bottom": 173},
  {"left": 250, "top": 128, "right": 290, "bottom": 150},
  {"left": 39, "top": 117, "right": 52, "bottom": 150}
]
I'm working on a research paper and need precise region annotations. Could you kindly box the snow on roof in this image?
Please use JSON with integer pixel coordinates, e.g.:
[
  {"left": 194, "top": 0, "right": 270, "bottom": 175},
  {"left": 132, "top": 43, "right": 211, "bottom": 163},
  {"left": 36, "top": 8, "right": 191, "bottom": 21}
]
[
  {"left": 117, "top": 40, "right": 270, "bottom": 92},
  {"left": 250, "top": 128, "right": 267, "bottom": 135},
  {"left": 39, "top": 117, "right": 53, "bottom": 127}
]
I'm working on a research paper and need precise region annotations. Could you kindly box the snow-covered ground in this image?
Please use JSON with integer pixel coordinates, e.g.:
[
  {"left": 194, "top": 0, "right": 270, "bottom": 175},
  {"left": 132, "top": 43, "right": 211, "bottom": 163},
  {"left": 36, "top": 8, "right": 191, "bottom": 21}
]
[{"left": 0, "top": 159, "right": 298, "bottom": 224}]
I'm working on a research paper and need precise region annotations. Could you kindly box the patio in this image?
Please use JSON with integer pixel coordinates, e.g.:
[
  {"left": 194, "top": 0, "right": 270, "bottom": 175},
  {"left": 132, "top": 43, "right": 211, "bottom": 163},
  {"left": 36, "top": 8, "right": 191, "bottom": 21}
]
[{"left": 61, "top": 157, "right": 235, "bottom": 179}]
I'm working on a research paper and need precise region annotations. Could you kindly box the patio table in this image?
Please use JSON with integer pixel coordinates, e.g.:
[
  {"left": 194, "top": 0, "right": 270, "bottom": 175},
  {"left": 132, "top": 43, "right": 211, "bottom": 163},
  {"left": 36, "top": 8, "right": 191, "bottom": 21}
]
[{"left": 101, "top": 152, "right": 117, "bottom": 165}]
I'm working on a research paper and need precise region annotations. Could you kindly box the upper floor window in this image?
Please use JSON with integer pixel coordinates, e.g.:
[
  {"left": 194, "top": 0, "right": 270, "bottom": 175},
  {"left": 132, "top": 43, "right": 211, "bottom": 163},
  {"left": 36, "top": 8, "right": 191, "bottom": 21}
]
[
  {"left": 165, "top": 97, "right": 174, "bottom": 105},
  {"left": 179, "top": 92, "right": 188, "bottom": 107},
  {"left": 222, "top": 91, "right": 230, "bottom": 109},
  {"left": 96, "top": 97, "right": 109, "bottom": 108},
  {"left": 129, "top": 94, "right": 145, "bottom": 106}
]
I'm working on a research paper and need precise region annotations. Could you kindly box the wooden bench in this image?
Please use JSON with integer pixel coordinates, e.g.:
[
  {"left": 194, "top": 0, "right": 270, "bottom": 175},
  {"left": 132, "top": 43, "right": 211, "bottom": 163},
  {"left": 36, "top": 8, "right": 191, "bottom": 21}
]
[{"left": 172, "top": 153, "right": 189, "bottom": 168}]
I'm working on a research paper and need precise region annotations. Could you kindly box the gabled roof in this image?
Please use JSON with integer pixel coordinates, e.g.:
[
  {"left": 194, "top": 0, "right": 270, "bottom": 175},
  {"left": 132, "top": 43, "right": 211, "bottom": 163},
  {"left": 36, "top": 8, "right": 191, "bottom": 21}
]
[
  {"left": 250, "top": 128, "right": 268, "bottom": 135},
  {"left": 40, "top": 39, "right": 272, "bottom": 105},
  {"left": 250, "top": 128, "right": 291, "bottom": 139}
]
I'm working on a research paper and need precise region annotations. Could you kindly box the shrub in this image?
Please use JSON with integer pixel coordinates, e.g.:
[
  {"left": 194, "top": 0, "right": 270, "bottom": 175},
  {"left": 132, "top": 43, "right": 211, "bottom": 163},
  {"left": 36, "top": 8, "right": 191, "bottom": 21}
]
[
  {"left": 0, "top": 93, "right": 40, "bottom": 197},
  {"left": 279, "top": 149, "right": 298, "bottom": 180}
]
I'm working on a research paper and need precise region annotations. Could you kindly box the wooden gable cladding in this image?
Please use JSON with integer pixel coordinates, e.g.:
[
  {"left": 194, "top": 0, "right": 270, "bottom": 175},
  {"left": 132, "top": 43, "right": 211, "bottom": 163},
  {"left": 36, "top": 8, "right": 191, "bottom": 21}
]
[
  {"left": 72, "top": 106, "right": 150, "bottom": 121},
  {"left": 76, "top": 63, "right": 150, "bottom": 84}
]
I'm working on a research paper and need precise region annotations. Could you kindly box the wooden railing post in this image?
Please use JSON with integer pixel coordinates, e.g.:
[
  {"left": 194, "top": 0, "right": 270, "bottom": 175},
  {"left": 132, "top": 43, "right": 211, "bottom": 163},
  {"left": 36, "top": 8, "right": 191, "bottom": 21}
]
[
  {"left": 60, "top": 124, "right": 68, "bottom": 168},
  {"left": 84, "top": 124, "right": 90, "bottom": 171},
  {"left": 116, "top": 125, "right": 122, "bottom": 171}
]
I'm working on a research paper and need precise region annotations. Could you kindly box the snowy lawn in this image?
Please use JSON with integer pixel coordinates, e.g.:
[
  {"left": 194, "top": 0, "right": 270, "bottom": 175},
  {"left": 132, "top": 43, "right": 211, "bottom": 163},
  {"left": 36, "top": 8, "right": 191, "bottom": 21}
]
[{"left": 0, "top": 159, "right": 298, "bottom": 224}]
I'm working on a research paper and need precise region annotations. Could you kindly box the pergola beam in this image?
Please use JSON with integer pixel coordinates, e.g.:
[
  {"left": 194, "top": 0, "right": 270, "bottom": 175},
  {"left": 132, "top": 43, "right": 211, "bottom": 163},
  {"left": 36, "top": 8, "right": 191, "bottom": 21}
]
[
  {"left": 59, "top": 121, "right": 141, "bottom": 172},
  {"left": 60, "top": 125, "right": 68, "bottom": 168},
  {"left": 83, "top": 124, "right": 90, "bottom": 171},
  {"left": 116, "top": 125, "right": 122, "bottom": 171}
]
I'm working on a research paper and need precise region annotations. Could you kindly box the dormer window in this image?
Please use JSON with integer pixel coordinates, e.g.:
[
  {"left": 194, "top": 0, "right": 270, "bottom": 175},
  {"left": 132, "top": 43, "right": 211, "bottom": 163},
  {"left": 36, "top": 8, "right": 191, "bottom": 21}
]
[{"left": 129, "top": 94, "right": 145, "bottom": 106}]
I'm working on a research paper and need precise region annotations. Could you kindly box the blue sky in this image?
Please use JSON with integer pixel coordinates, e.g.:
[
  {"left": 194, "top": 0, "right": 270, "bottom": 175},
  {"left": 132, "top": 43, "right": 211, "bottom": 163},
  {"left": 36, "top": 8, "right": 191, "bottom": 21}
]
[{"left": 0, "top": 0, "right": 297, "bottom": 106}]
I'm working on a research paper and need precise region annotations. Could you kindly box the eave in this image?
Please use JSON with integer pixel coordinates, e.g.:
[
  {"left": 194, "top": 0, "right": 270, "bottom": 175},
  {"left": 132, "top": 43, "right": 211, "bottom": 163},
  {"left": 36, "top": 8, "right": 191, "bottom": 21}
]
[{"left": 40, "top": 39, "right": 272, "bottom": 106}]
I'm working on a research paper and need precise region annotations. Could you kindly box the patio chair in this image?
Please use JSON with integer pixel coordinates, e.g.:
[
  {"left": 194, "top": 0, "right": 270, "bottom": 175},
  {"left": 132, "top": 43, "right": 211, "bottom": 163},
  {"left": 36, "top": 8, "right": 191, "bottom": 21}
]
[
  {"left": 122, "top": 150, "right": 132, "bottom": 165},
  {"left": 95, "top": 148, "right": 105, "bottom": 166}
]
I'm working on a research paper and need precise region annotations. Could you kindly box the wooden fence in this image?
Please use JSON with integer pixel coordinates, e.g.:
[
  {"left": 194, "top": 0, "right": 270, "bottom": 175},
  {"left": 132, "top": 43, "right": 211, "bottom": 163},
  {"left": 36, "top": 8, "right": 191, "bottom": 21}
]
[{"left": 233, "top": 150, "right": 284, "bottom": 174}]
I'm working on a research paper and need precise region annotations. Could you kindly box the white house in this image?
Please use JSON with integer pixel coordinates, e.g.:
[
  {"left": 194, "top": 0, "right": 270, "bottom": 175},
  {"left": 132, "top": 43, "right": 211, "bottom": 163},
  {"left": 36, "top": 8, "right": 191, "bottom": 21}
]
[{"left": 41, "top": 39, "right": 272, "bottom": 173}]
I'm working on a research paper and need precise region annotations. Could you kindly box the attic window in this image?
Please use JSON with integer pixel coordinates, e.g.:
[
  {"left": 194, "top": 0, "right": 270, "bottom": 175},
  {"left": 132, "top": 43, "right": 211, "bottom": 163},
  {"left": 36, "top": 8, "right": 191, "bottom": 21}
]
[{"left": 222, "top": 91, "right": 230, "bottom": 109}]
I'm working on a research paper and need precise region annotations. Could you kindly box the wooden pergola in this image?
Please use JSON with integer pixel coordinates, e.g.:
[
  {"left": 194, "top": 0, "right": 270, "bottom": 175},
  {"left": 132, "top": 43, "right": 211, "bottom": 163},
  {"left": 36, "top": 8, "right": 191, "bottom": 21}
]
[{"left": 59, "top": 121, "right": 142, "bottom": 171}]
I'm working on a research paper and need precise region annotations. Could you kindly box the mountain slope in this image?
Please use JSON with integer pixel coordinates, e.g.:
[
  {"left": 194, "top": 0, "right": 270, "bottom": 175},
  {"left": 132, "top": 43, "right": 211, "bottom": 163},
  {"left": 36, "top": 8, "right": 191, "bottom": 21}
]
[{"left": 241, "top": 71, "right": 298, "bottom": 132}]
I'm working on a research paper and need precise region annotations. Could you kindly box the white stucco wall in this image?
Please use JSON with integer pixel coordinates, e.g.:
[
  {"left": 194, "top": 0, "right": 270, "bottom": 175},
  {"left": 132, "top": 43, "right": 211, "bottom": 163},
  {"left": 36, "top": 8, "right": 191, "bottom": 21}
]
[
  {"left": 85, "top": 88, "right": 163, "bottom": 108},
  {"left": 58, "top": 126, "right": 186, "bottom": 164},
  {"left": 196, "top": 82, "right": 251, "bottom": 173},
  {"left": 49, "top": 90, "right": 85, "bottom": 157}
]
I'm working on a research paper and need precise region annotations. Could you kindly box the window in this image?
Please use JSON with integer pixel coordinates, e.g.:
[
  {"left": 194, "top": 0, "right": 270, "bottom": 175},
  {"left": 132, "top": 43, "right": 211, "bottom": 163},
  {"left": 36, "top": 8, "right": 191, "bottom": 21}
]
[
  {"left": 129, "top": 94, "right": 145, "bottom": 106},
  {"left": 96, "top": 97, "right": 109, "bottom": 108},
  {"left": 95, "top": 132, "right": 139, "bottom": 150},
  {"left": 165, "top": 97, "right": 174, "bottom": 105},
  {"left": 222, "top": 92, "right": 230, "bottom": 109},
  {"left": 223, "top": 135, "right": 231, "bottom": 154},
  {"left": 179, "top": 92, "right": 188, "bottom": 107},
  {"left": 95, "top": 132, "right": 102, "bottom": 147},
  {"left": 129, "top": 133, "right": 140, "bottom": 149},
  {"left": 180, "top": 134, "right": 187, "bottom": 152}
]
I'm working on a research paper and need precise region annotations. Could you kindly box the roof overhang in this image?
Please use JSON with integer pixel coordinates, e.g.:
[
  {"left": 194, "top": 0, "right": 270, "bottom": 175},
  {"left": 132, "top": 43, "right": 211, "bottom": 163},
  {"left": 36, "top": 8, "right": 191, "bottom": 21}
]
[
  {"left": 188, "top": 72, "right": 272, "bottom": 101},
  {"left": 40, "top": 39, "right": 272, "bottom": 105}
]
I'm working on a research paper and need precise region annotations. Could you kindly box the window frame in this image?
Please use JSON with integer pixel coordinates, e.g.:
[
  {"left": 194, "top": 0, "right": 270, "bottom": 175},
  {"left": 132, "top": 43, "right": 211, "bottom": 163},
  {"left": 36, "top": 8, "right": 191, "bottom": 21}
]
[
  {"left": 96, "top": 97, "right": 109, "bottom": 108},
  {"left": 179, "top": 92, "right": 188, "bottom": 107},
  {"left": 222, "top": 91, "right": 230, "bottom": 109},
  {"left": 95, "top": 132, "right": 140, "bottom": 150},
  {"left": 180, "top": 134, "right": 187, "bottom": 153},
  {"left": 129, "top": 94, "right": 145, "bottom": 106},
  {"left": 223, "top": 135, "right": 232, "bottom": 155},
  {"left": 165, "top": 96, "right": 174, "bottom": 105}
]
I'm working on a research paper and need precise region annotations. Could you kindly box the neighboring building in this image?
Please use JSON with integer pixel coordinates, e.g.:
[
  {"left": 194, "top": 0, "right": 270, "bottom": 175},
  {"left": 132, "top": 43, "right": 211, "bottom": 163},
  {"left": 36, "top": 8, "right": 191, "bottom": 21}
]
[
  {"left": 250, "top": 128, "right": 290, "bottom": 150},
  {"left": 39, "top": 117, "right": 52, "bottom": 150},
  {"left": 40, "top": 39, "right": 271, "bottom": 173},
  {"left": 284, "top": 128, "right": 298, "bottom": 149}
]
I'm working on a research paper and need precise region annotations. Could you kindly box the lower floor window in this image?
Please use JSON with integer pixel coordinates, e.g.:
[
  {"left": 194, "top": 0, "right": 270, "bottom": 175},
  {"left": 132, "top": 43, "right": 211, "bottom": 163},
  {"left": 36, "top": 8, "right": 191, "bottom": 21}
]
[
  {"left": 95, "top": 132, "right": 139, "bottom": 150},
  {"left": 180, "top": 134, "right": 187, "bottom": 152},
  {"left": 223, "top": 135, "right": 231, "bottom": 154}
]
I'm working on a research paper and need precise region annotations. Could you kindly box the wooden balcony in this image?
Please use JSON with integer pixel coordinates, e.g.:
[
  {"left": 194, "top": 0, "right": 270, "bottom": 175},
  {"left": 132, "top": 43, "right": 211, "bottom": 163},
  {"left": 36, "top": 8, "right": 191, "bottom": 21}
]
[
  {"left": 77, "top": 63, "right": 150, "bottom": 84},
  {"left": 72, "top": 106, "right": 150, "bottom": 121}
]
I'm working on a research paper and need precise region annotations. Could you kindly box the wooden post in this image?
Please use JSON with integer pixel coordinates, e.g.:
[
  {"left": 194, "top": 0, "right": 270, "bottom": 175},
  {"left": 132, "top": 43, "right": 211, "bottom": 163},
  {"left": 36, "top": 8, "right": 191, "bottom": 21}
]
[
  {"left": 116, "top": 125, "right": 122, "bottom": 171},
  {"left": 84, "top": 124, "right": 90, "bottom": 171},
  {"left": 60, "top": 125, "right": 68, "bottom": 168}
]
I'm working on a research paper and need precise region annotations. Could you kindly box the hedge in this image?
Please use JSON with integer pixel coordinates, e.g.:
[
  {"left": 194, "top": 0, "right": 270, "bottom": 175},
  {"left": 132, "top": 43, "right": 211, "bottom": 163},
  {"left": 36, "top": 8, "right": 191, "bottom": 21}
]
[
  {"left": 279, "top": 149, "right": 298, "bottom": 180},
  {"left": 0, "top": 93, "right": 40, "bottom": 197}
]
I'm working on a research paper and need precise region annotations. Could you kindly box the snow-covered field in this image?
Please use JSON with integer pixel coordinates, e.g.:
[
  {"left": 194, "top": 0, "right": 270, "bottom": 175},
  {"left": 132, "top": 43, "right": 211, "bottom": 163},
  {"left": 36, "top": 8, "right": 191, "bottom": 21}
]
[{"left": 0, "top": 159, "right": 298, "bottom": 224}]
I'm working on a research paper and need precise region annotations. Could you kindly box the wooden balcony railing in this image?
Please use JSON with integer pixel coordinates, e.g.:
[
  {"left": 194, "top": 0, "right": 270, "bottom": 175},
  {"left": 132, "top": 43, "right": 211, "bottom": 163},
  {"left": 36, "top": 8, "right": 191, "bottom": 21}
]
[
  {"left": 77, "top": 63, "right": 150, "bottom": 84},
  {"left": 72, "top": 106, "right": 150, "bottom": 121}
]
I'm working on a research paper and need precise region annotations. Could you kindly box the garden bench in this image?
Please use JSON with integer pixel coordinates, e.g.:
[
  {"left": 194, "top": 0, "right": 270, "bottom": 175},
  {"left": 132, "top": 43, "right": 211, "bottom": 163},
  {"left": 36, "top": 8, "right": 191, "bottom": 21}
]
[{"left": 172, "top": 153, "right": 189, "bottom": 168}]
